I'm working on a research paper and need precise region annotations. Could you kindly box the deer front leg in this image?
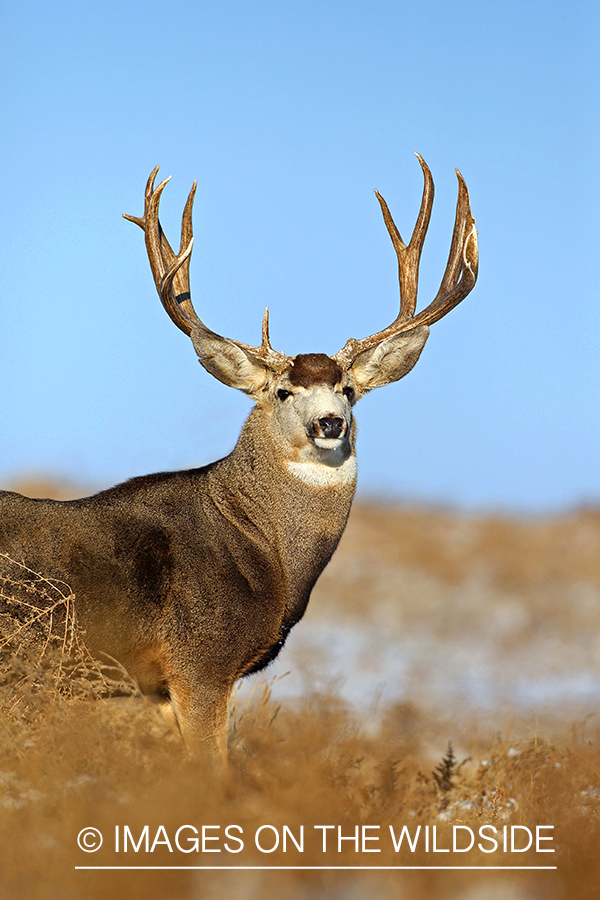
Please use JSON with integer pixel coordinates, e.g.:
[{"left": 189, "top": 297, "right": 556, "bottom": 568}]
[{"left": 167, "top": 675, "right": 231, "bottom": 763}]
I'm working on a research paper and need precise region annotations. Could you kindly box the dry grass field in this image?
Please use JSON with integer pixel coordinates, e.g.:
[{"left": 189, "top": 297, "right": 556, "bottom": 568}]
[{"left": 2, "top": 478, "right": 600, "bottom": 899}]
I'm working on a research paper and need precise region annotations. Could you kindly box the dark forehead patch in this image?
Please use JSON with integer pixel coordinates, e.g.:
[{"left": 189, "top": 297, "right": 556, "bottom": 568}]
[{"left": 288, "top": 353, "right": 343, "bottom": 388}]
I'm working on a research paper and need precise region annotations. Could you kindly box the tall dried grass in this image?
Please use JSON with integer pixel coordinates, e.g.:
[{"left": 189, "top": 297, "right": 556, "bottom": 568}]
[
  {"left": 1, "top": 492, "right": 599, "bottom": 899},
  {"left": 1, "top": 613, "right": 599, "bottom": 898}
]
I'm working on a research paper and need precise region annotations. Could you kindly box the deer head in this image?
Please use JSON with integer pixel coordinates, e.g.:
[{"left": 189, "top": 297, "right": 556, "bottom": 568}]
[{"left": 123, "top": 157, "right": 478, "bottom": 469}]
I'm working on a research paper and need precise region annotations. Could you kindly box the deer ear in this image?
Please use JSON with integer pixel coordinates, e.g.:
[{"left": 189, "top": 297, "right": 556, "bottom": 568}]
[
  {"left": 351, "top": 325, "right": 429, "bottom": 394},
  {"left": 191, "top": 326, "right": 269, "bottom": 395}
]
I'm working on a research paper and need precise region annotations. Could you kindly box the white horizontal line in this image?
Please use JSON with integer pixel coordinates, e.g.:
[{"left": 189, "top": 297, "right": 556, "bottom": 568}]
[{"left": 75, "top": 866, "right": 558, "bottom": 871}]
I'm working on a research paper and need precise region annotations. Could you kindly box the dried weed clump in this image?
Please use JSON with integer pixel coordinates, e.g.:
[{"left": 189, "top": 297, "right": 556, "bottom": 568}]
[{"left": 0, "top": 553, "right": 138, "bottom": 720}]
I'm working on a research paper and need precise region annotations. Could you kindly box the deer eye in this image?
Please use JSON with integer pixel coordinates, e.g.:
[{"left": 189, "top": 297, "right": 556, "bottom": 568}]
[
  {"left": 343, "top": 387, "right": 355, "bottom": 402},
  {"left": 277, "top": 389, "right": 292, "bottom": 401}
]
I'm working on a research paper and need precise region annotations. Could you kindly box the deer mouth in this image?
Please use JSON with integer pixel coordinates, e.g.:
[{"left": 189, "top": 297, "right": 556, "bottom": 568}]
[{"left": 307, "top": 415, "right": 348, "bottom": 449}]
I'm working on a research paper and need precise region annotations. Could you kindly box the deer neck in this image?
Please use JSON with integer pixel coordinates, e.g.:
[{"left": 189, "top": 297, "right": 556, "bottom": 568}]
[{"left": 208, "top": 406, "right": 357, "bottom": 620}]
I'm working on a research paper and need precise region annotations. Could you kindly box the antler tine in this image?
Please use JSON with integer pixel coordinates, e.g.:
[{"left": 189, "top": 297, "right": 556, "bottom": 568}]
[
  {"left": 334, "top": 158, "right": 478, "bottom": 368},
  {"left": 435, "top": 170, "right": 470, "bottom": 297},
  {"left": 121, "top": 166, "right": 160, "bottom": 231},
  {"left": 172, "top": 180, "right": 200, "bottom": 328},
  {"left": 375, "top": 153, "right": 434, "bottom": 322},
  {"left": 261, "top": 308, "right": 271, "bottom": 350},
  {"left": 124, "top": 170, "right": 290, "bottom": 370}
]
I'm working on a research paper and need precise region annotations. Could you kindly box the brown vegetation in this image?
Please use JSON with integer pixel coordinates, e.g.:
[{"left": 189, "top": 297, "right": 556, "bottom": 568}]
[
  {"left": 1, "top": 484, "right": 600, "bottom": 898},
  {"left": 1, "top": 675, "right": 599, "bottom": 899}
]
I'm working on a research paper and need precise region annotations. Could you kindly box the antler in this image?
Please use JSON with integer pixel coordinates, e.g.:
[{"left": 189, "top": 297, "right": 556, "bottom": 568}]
[
  {"left": 123, "top": 168, "right": 289, "bottom": 371},
  {"left": 334, "top": 155, "right": 478, "bottom": 369}
]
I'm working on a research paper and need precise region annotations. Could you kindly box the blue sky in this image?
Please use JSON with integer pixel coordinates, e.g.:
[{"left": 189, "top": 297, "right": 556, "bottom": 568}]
[{"left": 1, "top": 0, "right": 598, "bottom": 511}]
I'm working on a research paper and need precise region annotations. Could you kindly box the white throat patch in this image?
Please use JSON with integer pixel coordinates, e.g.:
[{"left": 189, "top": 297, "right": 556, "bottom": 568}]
[{"left": 286, "top": 455, "right": 357, "bottom": 488}]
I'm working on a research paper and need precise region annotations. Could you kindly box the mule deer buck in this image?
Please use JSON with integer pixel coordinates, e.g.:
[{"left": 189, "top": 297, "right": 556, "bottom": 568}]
[{"left": 0, "top": 156, "right": 478, "bottom": 757}]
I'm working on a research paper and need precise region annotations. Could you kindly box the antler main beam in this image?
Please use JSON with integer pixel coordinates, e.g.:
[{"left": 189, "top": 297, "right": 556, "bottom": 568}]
[
  {"left": 334, "top": 155, "right": 478, "bottom": 368},
  {"left": 123, "top": 167, "right": 200, "bottom": 336},
  {"left": 123, "top": 168, "right": 288, "bottom": 371}
]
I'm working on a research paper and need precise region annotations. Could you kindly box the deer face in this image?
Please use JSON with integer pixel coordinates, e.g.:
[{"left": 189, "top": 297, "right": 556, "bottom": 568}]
[
  {"left": 268, "top": 354, "right": 355, "bottom": 463},
  {"left": 188, "top": 325, "right": 432, "bottom": 467}
]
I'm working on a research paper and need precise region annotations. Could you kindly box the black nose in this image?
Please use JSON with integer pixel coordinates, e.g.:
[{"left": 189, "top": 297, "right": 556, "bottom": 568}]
[{"left": 318, "top": 416, "right": 344, "bottom": 439}]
